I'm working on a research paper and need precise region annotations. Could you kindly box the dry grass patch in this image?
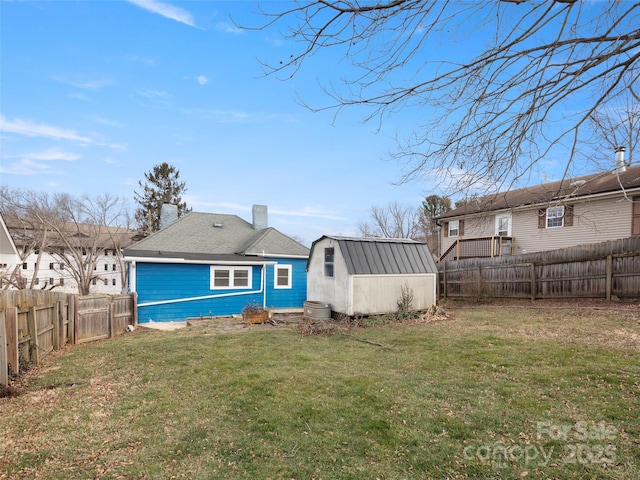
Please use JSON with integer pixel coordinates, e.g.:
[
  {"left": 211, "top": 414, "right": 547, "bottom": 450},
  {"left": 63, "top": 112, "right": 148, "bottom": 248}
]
[{"left": 1, "top": 304, "right": 639, "bottom": 479}]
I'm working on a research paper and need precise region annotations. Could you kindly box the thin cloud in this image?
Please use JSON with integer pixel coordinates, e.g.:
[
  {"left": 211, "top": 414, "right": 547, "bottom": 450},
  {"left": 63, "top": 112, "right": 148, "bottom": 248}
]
[
  {"left": 197, "top": 75, "right": 209, "bottom": 86},
  {"left": 18, "top": 148, "right": 81, "bottom": 162},
  {"left": 136, "top": 89, "right": 168, "bottom": 98},
  {"left": 126, "top": 0, "right": 196, "bottom": 28},
  {"left": 51, "top": 75, "right": 114, "bottom": 90},
  {"left": 214, "top": 21, "right": 243, "bottom": 34},
  {"left": 0, "top": 115, "right": 92, "bottom": 143}
]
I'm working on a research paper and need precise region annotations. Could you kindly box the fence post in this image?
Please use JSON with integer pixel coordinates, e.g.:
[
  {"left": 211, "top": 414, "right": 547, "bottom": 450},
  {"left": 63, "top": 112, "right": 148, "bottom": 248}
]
[
  {"left": 530, "top": 263, "right": 536, "bottom": 300},
  {"left": 442, "top": 262, "right": 447, "bottom": 299},
  {"left": 69, "top": 295, "right": 77, "bottom": 345},
  {"left": 5, "top": 307, "right": 18, "bottom": 376},
  {"left": 57, "top": 300, "right": 66, "bottom": 347},
  {"left": 132, "top": 292, "right": 138, "bottom": 326},
  {"left": 109, "top": 296, "right": 115, "bottom": 338},
  {"left": 477, "top": 266, "right": 482, "bottom": 298},
  {"left": 28, "top": 306, "right": 39, "bottom": 365},
  {"left": 0, "top": 310, "right": 8, "bottom": 386},
  {"left": 605, "top": 255, "right": 613, "bottom": 301},
  {"left": 52, "top": 301, "right": 60, "bottom": 351}
]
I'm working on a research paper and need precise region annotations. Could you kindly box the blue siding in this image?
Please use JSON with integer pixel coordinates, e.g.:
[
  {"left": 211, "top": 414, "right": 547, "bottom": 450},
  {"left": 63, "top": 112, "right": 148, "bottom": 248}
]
[
  {"left": 134, "top": 258, "right": 307, "bottom": 323},
  {"left": 264, "top": 257, "right": 308, "bottom": 309}
]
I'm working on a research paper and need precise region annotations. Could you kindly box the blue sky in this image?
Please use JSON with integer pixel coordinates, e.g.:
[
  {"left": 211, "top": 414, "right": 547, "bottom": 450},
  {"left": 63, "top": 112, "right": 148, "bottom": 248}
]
[{"left": 0, "top": 0, "right": 582, "bottom": 245}]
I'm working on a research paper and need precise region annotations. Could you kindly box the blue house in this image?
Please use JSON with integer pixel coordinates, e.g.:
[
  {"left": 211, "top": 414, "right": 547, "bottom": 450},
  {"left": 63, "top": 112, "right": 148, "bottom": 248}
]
[{"left": 123, "top": 205, "right": 310, "bottom": 323}]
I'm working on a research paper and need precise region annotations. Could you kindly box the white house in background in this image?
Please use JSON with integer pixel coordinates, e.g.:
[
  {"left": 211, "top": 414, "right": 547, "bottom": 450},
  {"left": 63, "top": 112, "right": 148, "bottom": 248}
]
[
  {"left": 436, "top": 152, "right": 640, "bottom": 262},
  {"left": 1, "top": 216, "right": 137, "bottom": 294},
  {"left": 306, "top": 236, "right": 438, "bottom": 316},
  {"left": 0, "top": 213, "right": 20, "bottom": 267}
]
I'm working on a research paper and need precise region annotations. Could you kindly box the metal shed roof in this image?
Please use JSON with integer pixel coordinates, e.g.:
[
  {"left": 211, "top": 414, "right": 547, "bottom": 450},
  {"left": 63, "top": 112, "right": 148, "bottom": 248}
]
[{"left": 309, "top": 236, "right": 437, "bottom": 275}]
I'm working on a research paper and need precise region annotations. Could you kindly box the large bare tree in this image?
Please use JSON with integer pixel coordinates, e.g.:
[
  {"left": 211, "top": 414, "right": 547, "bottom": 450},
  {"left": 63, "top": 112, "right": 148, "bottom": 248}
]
[
  {"left": 358, "top": 202, "right": 425, "bottom": 240},
  {"left": 251, "top": 1, "right": 640, "bottom": 192},
  {"left": 0, "top": 187, "right": 134, "bottom": 294}
]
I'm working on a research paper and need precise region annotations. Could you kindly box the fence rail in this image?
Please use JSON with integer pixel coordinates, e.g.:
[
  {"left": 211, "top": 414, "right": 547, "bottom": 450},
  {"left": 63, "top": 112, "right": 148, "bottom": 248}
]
[
  {"left": 1, "top": 291, "right": 136, "bottom": 386},
  {"left": 438, "top": 237, "right": 640, "bottom": 300}
]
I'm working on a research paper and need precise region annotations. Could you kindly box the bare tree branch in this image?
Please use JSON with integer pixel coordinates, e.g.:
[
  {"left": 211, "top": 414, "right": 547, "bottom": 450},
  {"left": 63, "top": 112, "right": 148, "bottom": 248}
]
[{"left": 246, "top": 1, "right": 640, "bottom": 193}]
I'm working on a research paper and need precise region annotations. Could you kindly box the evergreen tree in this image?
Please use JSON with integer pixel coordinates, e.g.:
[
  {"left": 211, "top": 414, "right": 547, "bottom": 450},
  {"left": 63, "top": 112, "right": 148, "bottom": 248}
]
[{"left": 134, "top": 162, "right": 190, "bottom": 236}]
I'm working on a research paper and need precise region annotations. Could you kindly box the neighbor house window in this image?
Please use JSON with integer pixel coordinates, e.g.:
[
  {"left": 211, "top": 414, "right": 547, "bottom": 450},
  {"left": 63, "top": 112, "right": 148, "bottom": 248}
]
[
  {"left": 274, "top": 265, "right": 292, "bottom": 289},
  {"left": 449, "top": 220, "right": 460, "bottom": 237},
  {"left": 210, "top": 267, "right": 252, "bottom": 289},
  {"left": 495, "top": 214, "right": 512, "bottom": 236},
  {"left": 546, "top": 206, "right": 564, "bottom": 228},
  {"left": 538, "top": 205, "right": 574, "bottom": 229},
  {"left": 324, "top": 248, "right": 334, "bottom": 278}
]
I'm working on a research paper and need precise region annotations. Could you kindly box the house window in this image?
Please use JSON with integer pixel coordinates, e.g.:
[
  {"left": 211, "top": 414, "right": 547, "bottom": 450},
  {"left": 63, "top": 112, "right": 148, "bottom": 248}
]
[
  {"left": 112, "top": 264, "right": 117, "bottom": 271},
  {"left": 274, "top": 265, "right": 292, "bottom": 289},
  {"left": 495, "top": 214, "right": 511, "bottom": 236},
  {"left": 23, "top": 263, "right": 27, "bottom": 270},
  {"left": 539, "top": 205, "right": 574, "bottom": 229},
  {"left": 49, "top": 277, "right": 54, "bottom": 285},
  {"left": 546, "top": 206, "right": 564, "bottom": 228},
  {"left": 60, "top": 263, "right": 65, "bottom": 270},
  {"left": 92, "top": 278, "right": 97, "bottom": 285},
  {"left": 112, "top": 279, "right": 117, "bottom": 286},
  {"left": 449, "top": 220, "right": 460, "bottom": 237},
  {"left": 34, "top": 278, "right": 39, "bottom": 285},
  {"left": 49, "top": 263, "right": 54, "bottom": 270},
  {"left": 104, "top": 279, "right": 108, "bottom": 286},
  {"left": 59, "top": 278, "right": 64, "bottom": 286},
  {"left": 104, "top": 264, "right": 109, "bottom": 271},
  {"left": 210, "top": 267, "right": 252, "bottom": 289},
  {"left": 324, "top": 248, "right": 334, "bottom": 278}
]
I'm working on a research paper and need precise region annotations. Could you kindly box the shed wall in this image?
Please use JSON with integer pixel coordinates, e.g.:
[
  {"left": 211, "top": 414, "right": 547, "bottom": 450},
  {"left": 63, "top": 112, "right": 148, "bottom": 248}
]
[
  {"left": 306, "top": 237, "right": 351, "bottom": 313},
  {"left": 350, "top": 274, "right": 436, "bottom": 315}
]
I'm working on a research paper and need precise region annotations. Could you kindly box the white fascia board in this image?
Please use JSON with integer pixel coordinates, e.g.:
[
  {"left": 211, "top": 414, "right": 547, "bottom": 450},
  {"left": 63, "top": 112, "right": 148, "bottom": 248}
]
[
  {"left": 245, "top": 252, "right": 309, "bottom": 259},
  {"left": 123, "top": 256, "right": 276, "bottom": 266}
]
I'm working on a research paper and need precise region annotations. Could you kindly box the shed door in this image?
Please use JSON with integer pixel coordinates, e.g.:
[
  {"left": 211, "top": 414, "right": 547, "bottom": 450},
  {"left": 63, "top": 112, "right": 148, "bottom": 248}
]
[{"left": 633, "top": 196, "right": 640, "bottom": 236}]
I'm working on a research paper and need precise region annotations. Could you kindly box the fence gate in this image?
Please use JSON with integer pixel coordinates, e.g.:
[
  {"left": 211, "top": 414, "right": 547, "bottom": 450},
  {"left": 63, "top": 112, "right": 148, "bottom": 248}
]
[{"left": 75, "top": 296, "right": 110, "bottom": 344}]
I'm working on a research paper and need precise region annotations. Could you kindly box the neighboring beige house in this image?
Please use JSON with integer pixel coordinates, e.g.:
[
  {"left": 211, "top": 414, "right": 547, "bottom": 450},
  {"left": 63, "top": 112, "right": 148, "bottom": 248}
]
[{"left": 436, "top": 161, "right": 640, "bottom": 262}]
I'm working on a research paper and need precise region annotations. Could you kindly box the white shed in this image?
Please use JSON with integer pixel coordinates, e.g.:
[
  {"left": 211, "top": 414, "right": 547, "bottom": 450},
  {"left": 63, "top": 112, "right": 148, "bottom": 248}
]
[{"left": 306, "top": 236, "right": 438, "bottom": 316}]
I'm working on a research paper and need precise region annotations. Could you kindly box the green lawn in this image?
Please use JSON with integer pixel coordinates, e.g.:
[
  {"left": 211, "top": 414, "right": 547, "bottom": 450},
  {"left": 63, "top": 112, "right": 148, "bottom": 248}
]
[{"left": 1, "top": 304, "right": 639, "bottom": 479}]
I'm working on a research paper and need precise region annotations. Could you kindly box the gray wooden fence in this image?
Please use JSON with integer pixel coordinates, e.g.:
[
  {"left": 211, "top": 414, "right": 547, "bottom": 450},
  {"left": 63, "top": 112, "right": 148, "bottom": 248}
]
[
  {"left": 0, "top": 291, "right": 137, "bottom": 386},
  {"left": 438, "top": 237, "right": 640, "bottom": 300}
]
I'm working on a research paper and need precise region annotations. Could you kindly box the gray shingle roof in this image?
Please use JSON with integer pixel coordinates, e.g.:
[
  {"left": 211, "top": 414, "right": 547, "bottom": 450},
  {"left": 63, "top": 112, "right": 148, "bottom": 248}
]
[
  {"left": 124, "top": 212, "right": 309, "bottom": 260},
  {"left": 309, "top": 236, "right": 437, "bottom": 275},
  {"left": 438, "top": 164, "right": 640, "bottom": 220}
]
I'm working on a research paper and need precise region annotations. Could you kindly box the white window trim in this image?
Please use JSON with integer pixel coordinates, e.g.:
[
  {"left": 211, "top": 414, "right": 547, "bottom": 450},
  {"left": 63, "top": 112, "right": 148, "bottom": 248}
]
[
  {"left": 448, "top": 220, "right": 460, "bottom": 237},
  {"left": 210, "top": 266, "right": 253, "bottom": 290},
  {"left": 274, "top": 264, "right": 292, "bottom": 289},
  {"left": 546, "top": 206, "right": 564, "bottom": 228}
]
